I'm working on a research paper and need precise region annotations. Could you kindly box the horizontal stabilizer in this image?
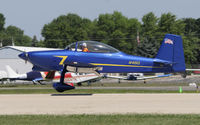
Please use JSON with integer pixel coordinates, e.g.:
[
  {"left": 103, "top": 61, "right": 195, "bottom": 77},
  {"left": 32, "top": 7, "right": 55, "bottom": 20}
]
[{"left": 153, "top": 59, "right": 173, "bottom": 65}]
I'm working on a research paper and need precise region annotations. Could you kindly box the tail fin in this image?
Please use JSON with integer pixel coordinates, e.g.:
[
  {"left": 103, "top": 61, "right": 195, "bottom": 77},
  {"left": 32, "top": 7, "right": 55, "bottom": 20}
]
[
  {"left": 5, "top": 65, "right": 20, "bottom": 78},
  {"left": 155, "top": 34, "right": 185, "bottom": 72}
]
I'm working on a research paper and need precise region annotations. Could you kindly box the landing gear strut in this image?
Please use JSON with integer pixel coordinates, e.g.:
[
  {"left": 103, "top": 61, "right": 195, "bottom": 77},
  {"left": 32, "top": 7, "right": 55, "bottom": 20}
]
[{"left": 53, "top": 65, "right": 75, "bottom": 92}]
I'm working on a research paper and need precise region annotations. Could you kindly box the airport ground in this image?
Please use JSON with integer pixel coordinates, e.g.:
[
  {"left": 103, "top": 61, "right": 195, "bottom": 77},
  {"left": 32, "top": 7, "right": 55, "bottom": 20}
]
[
  {"left": 0, "top": 75, "right": 200, "bottom": 125},
  {"left": 1, "top": 94, "right": 200, "bottom": 125}
]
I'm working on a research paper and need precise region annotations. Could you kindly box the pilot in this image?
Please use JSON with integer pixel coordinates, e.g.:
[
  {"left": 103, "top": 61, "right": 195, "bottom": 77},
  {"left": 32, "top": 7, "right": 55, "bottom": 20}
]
[{"left": 82, "top": 43, "right": 89, "bottom": 52}]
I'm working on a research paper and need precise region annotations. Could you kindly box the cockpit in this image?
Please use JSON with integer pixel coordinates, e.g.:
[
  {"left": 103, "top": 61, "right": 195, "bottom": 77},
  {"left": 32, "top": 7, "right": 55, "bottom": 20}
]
[{"left": 65, "top": 41, "right": 120, "bottom": 53}]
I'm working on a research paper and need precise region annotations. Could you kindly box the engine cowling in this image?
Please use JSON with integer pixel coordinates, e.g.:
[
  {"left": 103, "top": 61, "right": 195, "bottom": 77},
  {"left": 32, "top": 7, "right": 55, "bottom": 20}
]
[{"left": 53, "top": 82, "right": 75, "bottom": 92}]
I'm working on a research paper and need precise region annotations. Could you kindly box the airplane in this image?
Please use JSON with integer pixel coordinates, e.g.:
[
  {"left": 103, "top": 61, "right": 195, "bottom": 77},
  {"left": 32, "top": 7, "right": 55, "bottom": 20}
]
[
  {"left": 0, "top": 70, "right": 7, "bottom": 84},
  {"left": 0, "top": 66, "right": 173, "bottom": 85},
  {"left": 4, "top": 65, "right": 44, "bottom": 84},
  {"left": 19, "top": 34, "right": 186, "bottom": 92},
  {"left": 181, "top": 69, "right": 200, "bottom": 78},
  {"left": 104, "top": 73, "right": 172, "bottom": 83},
  {"left": 46, "top": 71, "right": 99, "bottom": 86},
  {"left": 186, "top": 69, "right": 200, "bottom": 72}
]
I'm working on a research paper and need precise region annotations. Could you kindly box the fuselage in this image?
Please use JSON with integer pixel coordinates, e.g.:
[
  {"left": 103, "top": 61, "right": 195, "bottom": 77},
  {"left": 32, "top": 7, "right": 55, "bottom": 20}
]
[{"left": 19, "top": 49, "right": 172, "bottom": 73}]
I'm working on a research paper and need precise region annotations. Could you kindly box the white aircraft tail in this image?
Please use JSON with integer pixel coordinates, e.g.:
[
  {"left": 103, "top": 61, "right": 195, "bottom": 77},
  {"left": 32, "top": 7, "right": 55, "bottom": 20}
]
[{"left": 5, "top": 65, "right": 20, "bottom": 78}]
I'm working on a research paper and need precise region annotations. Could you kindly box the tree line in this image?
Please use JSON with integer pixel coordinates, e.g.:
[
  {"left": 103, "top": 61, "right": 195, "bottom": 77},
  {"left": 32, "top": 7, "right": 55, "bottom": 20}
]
[{"left": 0, "top": 12, "right": 200, "bottom": 66}]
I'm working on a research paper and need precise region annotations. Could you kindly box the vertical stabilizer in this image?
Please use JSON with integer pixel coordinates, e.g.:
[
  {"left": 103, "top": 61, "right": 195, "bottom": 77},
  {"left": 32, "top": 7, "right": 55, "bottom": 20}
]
[
  {"left": 155, "top": 34, "right": 185, "bottom": 72},
  {"left": 5, "top": 65, "right": 19, "bottom": 78}
]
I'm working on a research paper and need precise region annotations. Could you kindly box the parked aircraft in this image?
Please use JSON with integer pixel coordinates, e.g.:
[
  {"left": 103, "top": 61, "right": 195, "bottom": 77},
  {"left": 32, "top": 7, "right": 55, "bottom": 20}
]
[
  {"left": 1, "top": 65, "right": 99, "bottom": 85},
  {"left": 3, "top": 65, "right": 43, "bottom": 84},
  {"left": 1, "top": 65, "right": 167, "bottom": 85},
  {"left": 0, "top": 70, "right": 7, "bottom": 84},
  {"left": 19, "top": 34, "right": 186, "bottom": 92},
  {"left": 105, "top": 73, "right": 172, "bottom": 83}
]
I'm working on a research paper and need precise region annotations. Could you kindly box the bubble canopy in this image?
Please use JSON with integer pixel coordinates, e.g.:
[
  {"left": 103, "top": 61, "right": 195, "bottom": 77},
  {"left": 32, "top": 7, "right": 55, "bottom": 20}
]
[{"left": 65, "top": 41, "right": 120, "bottom": 53}]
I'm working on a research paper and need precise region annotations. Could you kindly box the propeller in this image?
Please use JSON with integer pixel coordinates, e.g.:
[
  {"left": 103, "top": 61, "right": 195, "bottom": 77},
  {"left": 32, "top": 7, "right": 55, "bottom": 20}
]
[{"left": 19, "top": 50, "right": 29, "bottom": 64}]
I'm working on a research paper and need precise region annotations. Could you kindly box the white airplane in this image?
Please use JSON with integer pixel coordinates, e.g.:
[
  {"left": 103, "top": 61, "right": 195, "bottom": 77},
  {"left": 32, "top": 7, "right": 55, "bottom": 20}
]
[
  {"left": 177, "top": 69, "right": 200, "bottom": 78},
  {"left": 0, "top": 65, "right": 100, "bottom": 85},
  {"left": 44, "top": 71, "right": 99, "bottom": 86},
  {"left": 0, "top": 70, "right": 8, "bottom": 84},
  {"left": 104, "top": 73, "right": 172, "bottom": 83},
  {"left": 186, "top": 69, "right": 200, "bottom": 71}
]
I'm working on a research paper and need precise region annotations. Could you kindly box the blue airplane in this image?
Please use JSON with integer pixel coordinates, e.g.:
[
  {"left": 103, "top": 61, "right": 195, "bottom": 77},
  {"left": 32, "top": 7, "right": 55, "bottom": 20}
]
[{"left": 19, "top": 34, "right": 186, "bottom": 92}]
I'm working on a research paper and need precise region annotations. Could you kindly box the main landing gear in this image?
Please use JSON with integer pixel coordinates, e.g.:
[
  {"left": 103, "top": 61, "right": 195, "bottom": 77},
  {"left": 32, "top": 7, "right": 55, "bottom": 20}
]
[{"left": 53, "top": 65, "right": 75, "bottom": 92}]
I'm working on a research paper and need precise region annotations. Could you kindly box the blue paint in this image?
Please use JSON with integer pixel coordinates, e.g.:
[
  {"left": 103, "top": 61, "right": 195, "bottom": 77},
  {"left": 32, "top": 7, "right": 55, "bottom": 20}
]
[{"left": 19, "top": 34, "right": 186, "bottom": 74}]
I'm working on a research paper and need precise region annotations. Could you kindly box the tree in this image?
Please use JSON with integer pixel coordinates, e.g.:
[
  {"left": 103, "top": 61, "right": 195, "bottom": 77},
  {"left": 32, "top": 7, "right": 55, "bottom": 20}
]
[
  {"left": 142, "top": 12, "right": 158, "bottom": 37},
  {"left": 93, "top": 13, "right": 115, "bottom": 43},
  {"left": 0, "top": 13, "right": 5, "bottom": 31},
  {"left": 32, "top": 35, "right": 38, "bottom": 47},
  {"left": 158, "top": 13, "right": 185, "bottom": 36},
  {"left": 182, "top": 35, "right": 199, "bottom": 65},
  {"left": 127, "top": 18, "right": 141, "bottom": 54},
  {"left": 183, "top": 18, "right": 197, "bottom": 34},
  {"left": 40, "top": 11, "right": 199, "bottom": 66},
  {"left": 136, "top": 37, "right": 159, "bottom": 58},
  {"left": 195, "top": 18, "right": 200, "bottom": 38},
  {"left": 93, "top": 11, "right": 134, "bottom": 53},
  {"left": 4, "top": 25, "right": 32, "bottom": 46},
  {"left": 139, "top": 12, "right": 159, "bottom": 57},
  {"left": 42, "top": 13, "right": 93, "bottom": 48}
]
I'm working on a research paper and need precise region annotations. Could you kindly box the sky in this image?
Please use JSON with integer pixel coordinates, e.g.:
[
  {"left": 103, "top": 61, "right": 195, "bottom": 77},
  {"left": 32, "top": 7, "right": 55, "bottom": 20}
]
[{"left": 0, "top": 0, "right": 200, "bottom": 39}]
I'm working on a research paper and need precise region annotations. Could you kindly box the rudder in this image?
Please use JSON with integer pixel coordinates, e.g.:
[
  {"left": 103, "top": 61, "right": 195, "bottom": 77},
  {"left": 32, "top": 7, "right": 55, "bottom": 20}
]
[{"left": 155, "top": 34, "right": 185, "bottom": 72}]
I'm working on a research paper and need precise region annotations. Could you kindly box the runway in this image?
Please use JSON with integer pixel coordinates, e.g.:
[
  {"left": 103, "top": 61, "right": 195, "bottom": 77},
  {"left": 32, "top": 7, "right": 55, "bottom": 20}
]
[{"left": 0, "top": 94, "right": 200, "bottom": 115}]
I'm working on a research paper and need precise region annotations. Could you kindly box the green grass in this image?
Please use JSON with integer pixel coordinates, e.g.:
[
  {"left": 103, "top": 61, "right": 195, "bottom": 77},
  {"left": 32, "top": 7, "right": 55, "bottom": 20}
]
[
  {"left": 0, "top": 82, "right": 198, "bottom": 94},
  {"left": 0, "top": 88, "right": 197, "bottom": 94},
  {"left": 0, "top": 114, "right": 200, "bottom": 125},
  {"left": 0, "top": 82, "right": 193, "bottom": 88},
  {"left": 87, "top": 82, "right": 191, "bottom": 87}
]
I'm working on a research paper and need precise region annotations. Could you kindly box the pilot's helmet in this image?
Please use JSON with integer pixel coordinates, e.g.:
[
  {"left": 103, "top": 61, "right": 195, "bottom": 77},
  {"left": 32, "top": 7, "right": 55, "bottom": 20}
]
[{"left": 82, "top": 42, "right": 87, "bottom": 47}]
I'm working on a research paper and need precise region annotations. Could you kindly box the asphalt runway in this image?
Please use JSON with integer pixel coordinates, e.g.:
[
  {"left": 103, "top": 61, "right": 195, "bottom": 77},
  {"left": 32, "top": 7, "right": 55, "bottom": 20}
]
[{"left": 0, "top": 94, "right": 200, "bottom": 115}]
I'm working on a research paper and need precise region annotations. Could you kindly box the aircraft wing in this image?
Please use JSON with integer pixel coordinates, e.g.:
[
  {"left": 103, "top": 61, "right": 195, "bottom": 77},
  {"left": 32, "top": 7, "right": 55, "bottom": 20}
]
[
  {"left": 64, "top": 73, "right": 100, "bottom": 84},
  {"left": 186, "top": 69, "right": 200, "bottom": 71},
  {"left": 104, "top": 75, "right": 128, "bottom": 80},
  {"left": 136, "top": 74, "right": 172, "bottom": 80}
]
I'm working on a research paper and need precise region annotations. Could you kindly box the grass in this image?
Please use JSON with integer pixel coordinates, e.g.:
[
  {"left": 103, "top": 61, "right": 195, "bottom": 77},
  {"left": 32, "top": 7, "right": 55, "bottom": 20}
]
[
  {"left": 0, "top": 82, "right": 192, "bottom": 88},
  {"left": 0, "top": 114, "right": 200, "bottom": 125},
  {"left": 0, "top": 88, "right": 197, "bottom": 94},
  {"left": 0, "top": 82, "right": 198, "bottom": 94},
  {"left": 87, "top": 82, "right": 191, "bottom": 87}
]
